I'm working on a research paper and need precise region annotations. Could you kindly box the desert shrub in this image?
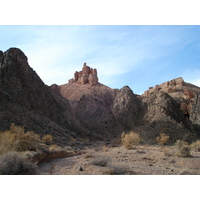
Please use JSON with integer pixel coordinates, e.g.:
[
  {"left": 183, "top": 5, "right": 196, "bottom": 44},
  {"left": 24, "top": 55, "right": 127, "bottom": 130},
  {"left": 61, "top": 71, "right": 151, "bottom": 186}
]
[
  {"left": 175, "top": 139, "right": 188, "bottom": 149},
  {"left": 0, "top": 124, "right": 42, "bottom": 154},
  {"left": 15, "top": 131, "right": 41, "bottom": 151},
  {"left": 104, "top": 162, "right": 128, "bottom": 175},
  {"left": 177, "top": 145, "right": 191, "bottom": 157},
  {"left": 121, "top": 131, "right": 141, "bottom": 150},
  {"left": 0, "top": 152, "right": 39, "bottom": 175},
  {"left": 69, "top": 137, "right": 76, "bottom": 146},
  {"left": 174, "top": 139, "right": 191, "bottom": 157},
  {"left": 90, "top": 156, "right": 111, "bottom": 167},
  {"left": 162, "top": 147, "right": 173, "bottom": 156},
  {"left": 48, "top": 144, "right": 63, "bottom": 151},
  {"left": 190, "top": 140, "right": 200, "bottom": 152},
  {"left": 156, "top": 133, "right": 169, "bottom": 147},
  {"left": 102, "top": 145, "right": 109, "bottom": 152},
  {"left": 42, "top": 134, "right": 53, "bottom": 145}
]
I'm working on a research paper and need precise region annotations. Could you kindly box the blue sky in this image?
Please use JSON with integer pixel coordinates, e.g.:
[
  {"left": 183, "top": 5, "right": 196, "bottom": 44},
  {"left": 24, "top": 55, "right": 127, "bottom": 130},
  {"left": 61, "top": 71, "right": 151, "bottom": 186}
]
[{"left": 1, "top": 25, "right": 200, "bottom": 94}]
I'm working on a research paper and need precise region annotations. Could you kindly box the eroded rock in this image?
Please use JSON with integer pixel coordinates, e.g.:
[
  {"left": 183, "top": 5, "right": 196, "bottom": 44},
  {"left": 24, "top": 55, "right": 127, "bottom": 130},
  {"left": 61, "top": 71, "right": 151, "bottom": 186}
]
[{"left": 69, "top": 62, "right": 99, "bottom": 86}]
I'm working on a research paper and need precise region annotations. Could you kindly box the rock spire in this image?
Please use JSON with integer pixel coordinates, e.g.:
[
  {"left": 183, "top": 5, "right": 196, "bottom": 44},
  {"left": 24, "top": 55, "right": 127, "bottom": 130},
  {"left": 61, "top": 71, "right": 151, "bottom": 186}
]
[{"left": 68, "top": 62, "right": 99, "bottom": 86}]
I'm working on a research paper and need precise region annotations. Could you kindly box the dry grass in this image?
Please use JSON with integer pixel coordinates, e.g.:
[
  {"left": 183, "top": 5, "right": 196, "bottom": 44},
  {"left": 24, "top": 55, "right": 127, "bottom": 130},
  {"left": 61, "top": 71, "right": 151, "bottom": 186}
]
[
  {"left": 156, "top": 133, "right": 169, "bottom": 147},
  {"left": 121, "top": 131, "right": 141, "bottom": 150}
]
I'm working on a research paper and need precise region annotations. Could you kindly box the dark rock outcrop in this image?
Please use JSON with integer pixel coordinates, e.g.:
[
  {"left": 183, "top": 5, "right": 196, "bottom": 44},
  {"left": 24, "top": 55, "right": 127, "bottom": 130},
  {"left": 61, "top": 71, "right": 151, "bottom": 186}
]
[{"left": 112, "top": 86, "right": 145, "bottom": 130}]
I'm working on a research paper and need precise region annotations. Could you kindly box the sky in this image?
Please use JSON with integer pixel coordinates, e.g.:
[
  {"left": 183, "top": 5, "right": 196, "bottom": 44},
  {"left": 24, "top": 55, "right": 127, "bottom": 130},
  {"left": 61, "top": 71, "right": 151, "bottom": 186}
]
[{"left": 0, "top": 25, "right": 200, "bottom": 94}]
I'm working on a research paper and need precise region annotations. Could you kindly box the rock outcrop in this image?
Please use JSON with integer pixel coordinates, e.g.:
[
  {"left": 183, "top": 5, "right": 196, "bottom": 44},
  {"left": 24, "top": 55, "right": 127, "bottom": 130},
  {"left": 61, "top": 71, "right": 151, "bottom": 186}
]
[
  {"left": 140, "top": 91, "right": 195, "bottom": 143},
  {"left": 68, "top": 62, "right": 99, "bottom": 86},
  {"left": 142, "top": 77, "right": 184, "bottom": 96},
  {"left": 112, "top": 86, "right": 145, "bottom": 130}
]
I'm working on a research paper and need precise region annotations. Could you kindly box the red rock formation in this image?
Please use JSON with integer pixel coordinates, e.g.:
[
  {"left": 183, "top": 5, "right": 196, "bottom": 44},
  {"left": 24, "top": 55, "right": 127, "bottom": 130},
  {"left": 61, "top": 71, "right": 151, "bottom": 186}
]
[
  {"left": 74, "top": 71, "right": 79, "bottom": 81},
  {"left": 68, "top": 62, "right": 99, "bottom": 86}
]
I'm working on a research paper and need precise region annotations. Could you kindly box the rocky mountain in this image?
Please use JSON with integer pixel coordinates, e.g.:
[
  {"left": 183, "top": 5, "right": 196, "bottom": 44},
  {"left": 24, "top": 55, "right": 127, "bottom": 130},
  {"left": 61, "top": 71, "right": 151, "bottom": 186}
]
[
  {"left": 1, "top": 48, "right": 200, "bottom": 145},
  {"left": 51, "top": 63, "right": 200, "bottom": 143},
  {"left": 0, "top": 48, "right": 86, "bottom": 145}
]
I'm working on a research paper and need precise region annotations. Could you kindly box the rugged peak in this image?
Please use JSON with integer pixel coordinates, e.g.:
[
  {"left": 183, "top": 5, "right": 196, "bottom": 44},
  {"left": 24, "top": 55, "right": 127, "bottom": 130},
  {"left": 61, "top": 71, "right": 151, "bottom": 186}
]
[
  {"left": 0, "top": 48, "right": 28, "bottom": 68},
  {"left": 68, "top": 62, "right": 99, "bottom": 86},
  {"left": 0, "top": 48, "right": 33, "bottom": 80}
]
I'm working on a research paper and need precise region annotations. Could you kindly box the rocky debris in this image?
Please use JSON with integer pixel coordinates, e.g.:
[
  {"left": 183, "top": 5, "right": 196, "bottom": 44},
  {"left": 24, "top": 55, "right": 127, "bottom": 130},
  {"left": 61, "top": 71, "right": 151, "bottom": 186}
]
[{"left": 68, "top": 62, "right": 99, "bottom": 86}]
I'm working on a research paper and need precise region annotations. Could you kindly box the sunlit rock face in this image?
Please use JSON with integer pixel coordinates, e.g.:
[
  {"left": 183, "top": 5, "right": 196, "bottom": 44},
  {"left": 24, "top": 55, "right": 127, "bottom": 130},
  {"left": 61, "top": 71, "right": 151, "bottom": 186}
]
[{"left": 68, "top": 62, "right": 99, "bottom": 86}]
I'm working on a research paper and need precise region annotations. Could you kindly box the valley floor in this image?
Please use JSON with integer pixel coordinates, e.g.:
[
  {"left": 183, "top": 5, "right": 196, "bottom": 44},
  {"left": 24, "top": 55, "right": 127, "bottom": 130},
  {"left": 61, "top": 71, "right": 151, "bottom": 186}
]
[{"left": 38, "top": 141, "right": 200, "bottom": 175}]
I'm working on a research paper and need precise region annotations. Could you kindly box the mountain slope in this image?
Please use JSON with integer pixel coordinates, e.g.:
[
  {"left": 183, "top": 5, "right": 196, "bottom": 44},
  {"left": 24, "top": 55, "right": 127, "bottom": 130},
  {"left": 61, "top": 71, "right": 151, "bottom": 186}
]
[{"left": 0, "top": 48, "right": 83, "bottom": 144}]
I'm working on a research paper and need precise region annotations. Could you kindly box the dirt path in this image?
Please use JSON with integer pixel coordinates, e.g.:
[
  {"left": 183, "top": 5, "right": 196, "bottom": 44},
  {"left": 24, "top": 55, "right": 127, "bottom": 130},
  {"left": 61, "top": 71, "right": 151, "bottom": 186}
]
[{"left": 38, "top": 141, "right": 200, "bottom": 175}]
